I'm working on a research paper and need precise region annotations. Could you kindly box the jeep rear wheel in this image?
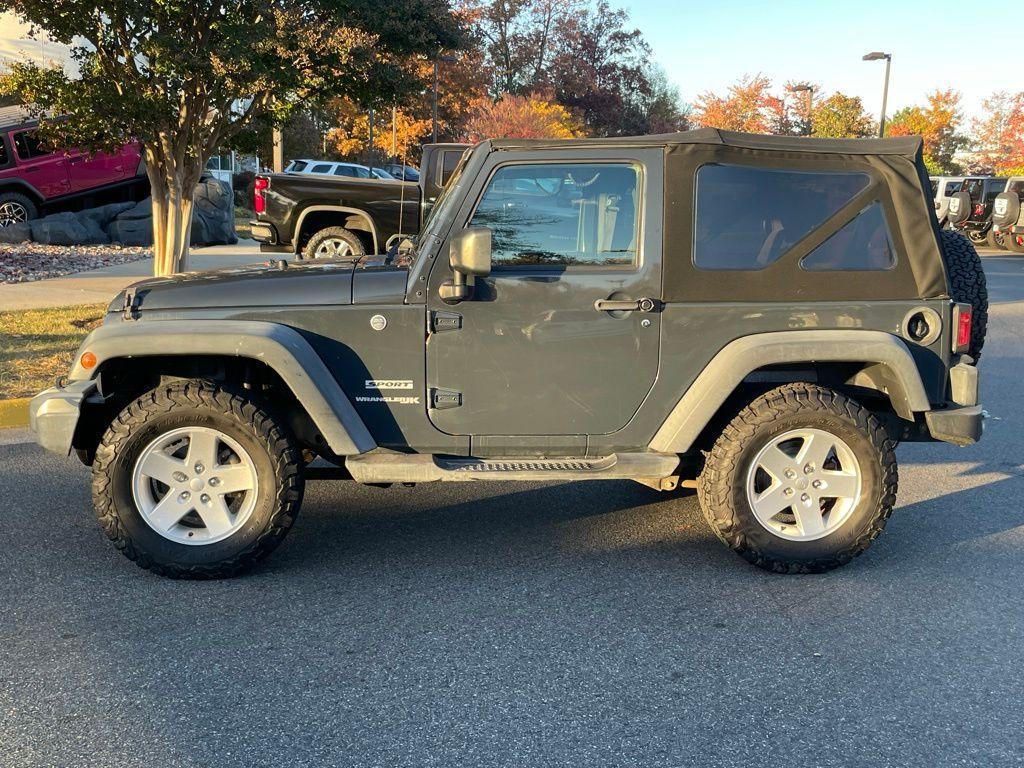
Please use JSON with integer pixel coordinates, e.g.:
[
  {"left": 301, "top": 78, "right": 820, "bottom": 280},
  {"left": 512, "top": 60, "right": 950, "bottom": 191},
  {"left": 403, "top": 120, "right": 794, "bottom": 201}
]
[
  {"left": 0, "top": 191, "right": 37, "bottom": 227},
  {"left": 91, "top": 380, "right": 303, "bottom": 578},
  {"left": 986, "top": 227, "right": 1006, "bottom": 249},
  {"left": 940, "top": 228, "right": 989, "bottom": 361},
  {"left": 302, "top": 226, "right": 366, "bottom": 260},
  {"left": 697, "top": 383, "right": 897, "bottom": 574}
]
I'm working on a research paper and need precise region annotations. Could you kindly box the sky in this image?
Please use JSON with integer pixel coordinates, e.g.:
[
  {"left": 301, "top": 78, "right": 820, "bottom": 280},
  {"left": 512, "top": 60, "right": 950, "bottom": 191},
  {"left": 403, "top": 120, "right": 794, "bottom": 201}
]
[
  {"left": 2, "top": 2, "right": 1020, "bottom": 129},
  {"left": 630, "top": 0, "right": 1021, "bottom": 127}
]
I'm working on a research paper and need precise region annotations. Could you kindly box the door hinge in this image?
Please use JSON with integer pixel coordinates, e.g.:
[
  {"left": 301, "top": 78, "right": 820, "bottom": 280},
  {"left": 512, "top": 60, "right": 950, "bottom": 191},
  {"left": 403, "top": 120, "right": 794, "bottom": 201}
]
[
  {"left": 430, "top": 388, "right": 462, "bottom": 409},
  {"left": 430, "top": 311, "right": 462, "bottom": 333}
]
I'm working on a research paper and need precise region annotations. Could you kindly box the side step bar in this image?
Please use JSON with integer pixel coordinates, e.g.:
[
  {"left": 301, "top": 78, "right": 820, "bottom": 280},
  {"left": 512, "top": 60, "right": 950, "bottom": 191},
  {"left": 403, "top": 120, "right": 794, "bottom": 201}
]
[{"left": 346, "top": 451, "right": 680, "bottom": 485}]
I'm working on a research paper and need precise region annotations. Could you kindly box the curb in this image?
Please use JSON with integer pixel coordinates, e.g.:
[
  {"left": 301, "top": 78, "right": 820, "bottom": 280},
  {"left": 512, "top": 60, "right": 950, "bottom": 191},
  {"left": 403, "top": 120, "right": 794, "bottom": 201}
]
[{"left": 0, "top": 398, "right": 30, "bottom": 429}]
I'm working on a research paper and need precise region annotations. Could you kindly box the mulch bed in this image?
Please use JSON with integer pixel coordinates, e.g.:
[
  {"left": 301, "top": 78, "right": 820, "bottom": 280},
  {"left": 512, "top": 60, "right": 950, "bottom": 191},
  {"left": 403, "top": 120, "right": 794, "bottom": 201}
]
[{"left": 0, "top": 243, "right": 152, "bottom": 284}]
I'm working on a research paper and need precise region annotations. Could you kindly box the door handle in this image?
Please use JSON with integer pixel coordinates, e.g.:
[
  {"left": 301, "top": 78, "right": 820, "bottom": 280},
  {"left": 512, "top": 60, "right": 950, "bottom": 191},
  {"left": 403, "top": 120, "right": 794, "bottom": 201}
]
[{"left": 594, "top": 297, "right": 659, "bottom": 313}]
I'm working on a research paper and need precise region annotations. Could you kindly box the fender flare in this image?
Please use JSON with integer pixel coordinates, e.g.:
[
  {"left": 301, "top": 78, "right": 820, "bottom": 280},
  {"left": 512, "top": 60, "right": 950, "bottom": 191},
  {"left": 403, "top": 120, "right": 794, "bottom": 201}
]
[
  {"left": 649, "top": 330, "right": 931, "bottom": 454},
  {"left": 70, "top": 319, "right": 376, "bottom": 456},
  {"left": 293, "top": 205, "right": 379, "bottom": 253},
  {"left": 0, "top": 177, "right": 44, "bottom": 204}
]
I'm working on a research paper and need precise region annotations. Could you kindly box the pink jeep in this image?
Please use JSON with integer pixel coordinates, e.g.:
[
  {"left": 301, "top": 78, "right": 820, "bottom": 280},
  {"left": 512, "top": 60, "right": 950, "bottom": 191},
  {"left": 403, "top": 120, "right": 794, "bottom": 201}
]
[{"left": 0, "top": 113, "right": 148, "bottom": 228}]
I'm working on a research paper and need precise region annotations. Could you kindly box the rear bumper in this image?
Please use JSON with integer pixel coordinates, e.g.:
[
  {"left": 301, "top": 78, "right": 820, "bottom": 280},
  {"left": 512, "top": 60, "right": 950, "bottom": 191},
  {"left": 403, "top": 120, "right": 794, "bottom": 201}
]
[
  {"left": 249, "top": 220, "right": 278, "bottom": 244},
  {"left": 29, "top": 380, "right": 96, "bottom": 456},
  {"left": 922, "top": 359, "right": 982, "bottom": 446},
  {"left": 925, "top": 405, "right": 983, "bottom": 446}
]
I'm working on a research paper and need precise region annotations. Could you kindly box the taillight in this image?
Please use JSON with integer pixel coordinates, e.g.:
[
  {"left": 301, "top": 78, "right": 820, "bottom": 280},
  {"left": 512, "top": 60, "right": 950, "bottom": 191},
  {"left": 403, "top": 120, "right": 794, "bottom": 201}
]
[
  {"left": 973, "top": 203, "right": 984, "bottom": 216},
  {"left": 953, "top": 304, "right": 972, "bottom": 354},
  {"left": 254, "top": 176, "right": 269, "bottom": 214}
]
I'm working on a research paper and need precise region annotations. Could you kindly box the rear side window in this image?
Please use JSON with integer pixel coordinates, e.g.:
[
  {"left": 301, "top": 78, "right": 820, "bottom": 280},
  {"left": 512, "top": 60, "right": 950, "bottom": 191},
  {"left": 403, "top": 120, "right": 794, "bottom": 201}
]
[
  {"left": 800, "top": 202, "right": 896, "bottom": 271},
  {"left": 333, "top": 166, "right": 355, "bottom": 177},
  {"left": 1009, "top": 179, "right": 1024, "bottom": 195},
  {"left": 311, "top": 163, "right": 332, "bottom": 174},
  {"left": 439, "top": 150, "right": 464, "bottom": 185},
  {"left": 943, "top": 181, "right": 962, "bottom": 196},
  {"left": 13, "top": 131, "right": 52, "bottom": 160},
  {"left": 984, "top": 180, "right": 1007, "bottom": 200},
  {"left": 0, "top": 136, "right": 9, "bottom": 167},
  {"left": 693, "top": 164, "right": 871, "bottom": 270}
]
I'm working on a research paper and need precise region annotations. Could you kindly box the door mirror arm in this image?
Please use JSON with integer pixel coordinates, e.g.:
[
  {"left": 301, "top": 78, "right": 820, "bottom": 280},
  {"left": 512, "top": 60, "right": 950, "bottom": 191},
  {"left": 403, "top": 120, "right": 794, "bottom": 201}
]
[{"left": 440, "top": 226, "right": 492, "bottom": 304}]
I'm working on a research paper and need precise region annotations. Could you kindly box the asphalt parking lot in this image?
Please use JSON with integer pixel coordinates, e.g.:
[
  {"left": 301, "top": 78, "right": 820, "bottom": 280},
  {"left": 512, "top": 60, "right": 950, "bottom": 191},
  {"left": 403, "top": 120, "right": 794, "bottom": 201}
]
[{"left": 2, "top": 254, "right": 1023, "bottom": 768}]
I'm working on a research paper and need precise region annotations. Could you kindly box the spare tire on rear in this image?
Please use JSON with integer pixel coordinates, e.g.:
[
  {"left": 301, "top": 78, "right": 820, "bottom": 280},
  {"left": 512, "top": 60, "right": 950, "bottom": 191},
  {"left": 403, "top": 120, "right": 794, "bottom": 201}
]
[
  {"left": 939, "top": 229, "right": 988, "bottom": 361},
  {"left": 946, "top": 191, "right": 971, "bottom": 226}
]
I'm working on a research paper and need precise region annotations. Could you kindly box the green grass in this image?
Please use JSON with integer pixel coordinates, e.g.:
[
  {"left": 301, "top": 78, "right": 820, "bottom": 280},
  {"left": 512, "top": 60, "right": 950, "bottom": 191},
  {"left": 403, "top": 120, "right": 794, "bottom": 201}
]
[{"left": 0, "top": 304, "right": 105, "bottom": 399}]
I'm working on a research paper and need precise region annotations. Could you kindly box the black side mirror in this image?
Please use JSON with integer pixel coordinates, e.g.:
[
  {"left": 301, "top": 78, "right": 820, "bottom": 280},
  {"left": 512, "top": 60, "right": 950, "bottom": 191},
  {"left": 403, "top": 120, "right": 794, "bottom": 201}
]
[{"left": 440, "top": 226, "right": 491, "bottom": 304}]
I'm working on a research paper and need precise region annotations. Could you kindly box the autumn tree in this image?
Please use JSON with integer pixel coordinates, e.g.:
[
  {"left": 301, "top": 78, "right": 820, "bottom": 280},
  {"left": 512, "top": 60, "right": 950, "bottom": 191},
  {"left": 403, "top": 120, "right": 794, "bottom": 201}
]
[
  {"left": 811, "top": 93, "right": 875, "bottom": 138},
  {"left": 0, "top": 0, "right": 462, "bottom": 275},
  {"left": 974, "top": 91, "right": 1024, "bottom": 175},
  {"left": 327, "top": 99, "right": 433, "bottom": 161},
  {"left": 460, "top": 93, "right": 582, "bottom": 141},
  {"left": 887, "top": 89, "right": 968, "bottom": 174},
  {"left": 469, "top": 0, "right": 684, "bottom": 137},
  {"left": 692, "top": 75, "right": 776, "bottom": 133}
]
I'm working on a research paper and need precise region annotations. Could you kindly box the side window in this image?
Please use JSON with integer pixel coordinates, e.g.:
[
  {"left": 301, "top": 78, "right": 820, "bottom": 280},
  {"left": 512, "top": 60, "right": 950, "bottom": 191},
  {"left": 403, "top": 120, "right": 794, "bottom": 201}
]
[
  {"left": 333, "top": 166, "right": 355, "bottom": 177},
  {"left": 0, "top": 136, "right": 9, "bottom": 167},
  {"left": 1009, "top": 180, "right": 1024, "bottom": 195},
  {"left": 944, "top": 181, "right": 962, "bottom": 196},
  {"left": 439, "top": 150, "right": 464, "bottom": 186},
  {"left": 290, "top": 161, "right": 308, "bottom": 172},
  {"left": 930, "top": 179, "right": 938, "bottom": 197},
  {"left": 469, "top": 162, "right": 641, "bottom": 268},
  {"left": 311, "top": 163, "right": 333, "bottom": 174},
  {"left": 13, "top": 131, "right": 52, "bottom": 160},
  {"left": 800, "top": 203, "right": 896, "bottom": 271},
  {"left": 693, "top": 164, "right": 870, "bottom": 270},
  {"left": 355, "top": 166, "right": 370, "bottom": 178}
]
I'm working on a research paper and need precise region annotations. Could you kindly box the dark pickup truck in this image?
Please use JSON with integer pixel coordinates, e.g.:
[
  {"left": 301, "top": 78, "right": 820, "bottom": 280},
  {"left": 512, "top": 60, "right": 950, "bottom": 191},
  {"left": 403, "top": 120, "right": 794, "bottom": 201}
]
[{"left": 250, "top": 143, "right": 468, "bottom": 259}]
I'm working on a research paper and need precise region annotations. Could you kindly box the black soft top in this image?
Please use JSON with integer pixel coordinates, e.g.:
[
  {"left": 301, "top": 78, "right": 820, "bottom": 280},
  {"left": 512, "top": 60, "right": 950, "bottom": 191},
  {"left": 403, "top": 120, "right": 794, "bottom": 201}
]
[
  {"left": 484, "top": 129, "right": 945, "bottom": 301},
  {"left": 489, "top": 128, "right": 924, "bottom": 159}
]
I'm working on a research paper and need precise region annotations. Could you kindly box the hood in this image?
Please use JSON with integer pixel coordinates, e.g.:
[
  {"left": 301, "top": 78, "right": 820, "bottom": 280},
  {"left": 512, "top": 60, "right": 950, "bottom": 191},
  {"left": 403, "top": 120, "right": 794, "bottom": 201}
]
[{"left": 111, "top": 259, "right": 361, "bottom": 313}]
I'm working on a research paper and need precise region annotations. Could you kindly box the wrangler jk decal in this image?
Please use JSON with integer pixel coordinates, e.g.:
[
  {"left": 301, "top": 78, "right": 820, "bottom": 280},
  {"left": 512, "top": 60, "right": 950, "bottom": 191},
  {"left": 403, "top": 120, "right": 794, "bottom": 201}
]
[{"left": 354, "top": 395, "right": 421, "bottom": 405}]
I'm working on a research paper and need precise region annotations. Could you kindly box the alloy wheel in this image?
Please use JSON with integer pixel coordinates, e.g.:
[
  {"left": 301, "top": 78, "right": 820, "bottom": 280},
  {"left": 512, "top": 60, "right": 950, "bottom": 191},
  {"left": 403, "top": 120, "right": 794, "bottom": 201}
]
[
  {"left": 745, "top": 427, "right": 862, "bottom": 541},
  {"left": 131, "top": 426, "right": 259, "bottom": 545},
  {"left": 0, "top": 201, "right": 28, "bottom": 227},
  {"left": 313, "top": 238, "right": 354, "bottom": 259}
]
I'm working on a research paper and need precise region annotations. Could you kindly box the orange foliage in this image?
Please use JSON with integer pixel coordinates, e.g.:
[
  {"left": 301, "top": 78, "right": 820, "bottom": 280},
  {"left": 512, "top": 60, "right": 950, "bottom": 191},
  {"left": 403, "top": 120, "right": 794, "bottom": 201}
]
[{"left": 460, "top": 93, "right": 583, "bottom": 141}]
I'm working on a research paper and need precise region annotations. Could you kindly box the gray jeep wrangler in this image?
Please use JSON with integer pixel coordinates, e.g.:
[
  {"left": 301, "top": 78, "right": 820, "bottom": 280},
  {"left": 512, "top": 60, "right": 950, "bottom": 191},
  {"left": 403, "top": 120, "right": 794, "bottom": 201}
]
[{"left": 29, "top": 129, "right": 987, "bottom": 577}]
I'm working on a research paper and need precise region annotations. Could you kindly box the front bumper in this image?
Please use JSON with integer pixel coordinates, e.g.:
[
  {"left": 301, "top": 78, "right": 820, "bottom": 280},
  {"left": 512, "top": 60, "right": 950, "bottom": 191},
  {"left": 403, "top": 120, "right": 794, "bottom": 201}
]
[{"left": 29, "top": 380, "right": 96, "bottom": 455}]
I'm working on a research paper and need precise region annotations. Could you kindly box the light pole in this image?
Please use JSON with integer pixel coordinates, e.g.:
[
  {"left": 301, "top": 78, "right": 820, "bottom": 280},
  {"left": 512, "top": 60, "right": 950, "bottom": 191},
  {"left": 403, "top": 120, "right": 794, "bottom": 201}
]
[
  {"left": 863, "top": 51, "right": 892, "bottom": 138},
  {"left": 432, "top": 54, "right": 457, "bottom": 144},
  {"left": 790, "top": 84, "right": 815, "bottom": 136}
]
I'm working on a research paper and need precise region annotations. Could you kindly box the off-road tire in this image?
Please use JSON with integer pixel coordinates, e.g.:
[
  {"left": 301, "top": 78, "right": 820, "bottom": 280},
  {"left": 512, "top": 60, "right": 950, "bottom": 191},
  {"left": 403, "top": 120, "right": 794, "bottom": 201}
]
[
  {"left": 986, "top": 227, "right": 1006, "bottom": 249},
  {"left": 91, "top": 380, "right": 303, "bottom": 578},
  {"left": 940, "top": 228, "right": 988, "bottom": 361},
  {"left": 301, "top": 226, "right": 366, "bottom": 260},
  {"left": 697, "top": 383, "right": 897, "bottom": 574},
  {"left": 1006, "top": 233, "right": 1024, "bottom": 254},
  {"left": 0, "top": 190, "right": 38, "bottom": 226}
]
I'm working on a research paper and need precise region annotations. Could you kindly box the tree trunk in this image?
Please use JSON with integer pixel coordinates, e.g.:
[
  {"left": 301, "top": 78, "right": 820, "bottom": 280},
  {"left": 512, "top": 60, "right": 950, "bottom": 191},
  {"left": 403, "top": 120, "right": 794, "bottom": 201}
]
[{"left": 146, "top": 147, "right": 201, "bottom": 277}]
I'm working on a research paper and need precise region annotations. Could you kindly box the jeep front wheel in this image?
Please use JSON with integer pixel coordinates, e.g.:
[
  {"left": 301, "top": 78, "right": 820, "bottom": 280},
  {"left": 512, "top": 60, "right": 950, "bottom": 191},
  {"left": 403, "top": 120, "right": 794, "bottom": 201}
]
[
  {"left": 91, "top": 381, "right": 303, "bottom": 578},
  {"left": 697, "top": 383, "right": 897, "bottom": 574},
  {"left": 0, "top": 191, "right": 37, "bottom": 227}
]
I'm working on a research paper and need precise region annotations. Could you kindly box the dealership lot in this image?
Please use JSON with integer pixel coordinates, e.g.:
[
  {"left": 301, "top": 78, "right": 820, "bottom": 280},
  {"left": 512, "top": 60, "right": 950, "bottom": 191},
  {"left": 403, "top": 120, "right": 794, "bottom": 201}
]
[{"left": 1, "top": 254, "right": 1022, "bottom": 768}]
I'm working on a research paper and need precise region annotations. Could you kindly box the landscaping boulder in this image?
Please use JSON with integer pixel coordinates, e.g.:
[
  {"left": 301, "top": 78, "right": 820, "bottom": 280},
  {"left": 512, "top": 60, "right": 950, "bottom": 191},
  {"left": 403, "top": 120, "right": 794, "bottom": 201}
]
[
  {"left": 0, "top": 221, "right": 32, "bottom": 244},
  {"left": 30, "top": 211, "right": 110, "bottom": 246},
  {"left": 105, "top": 177, "right": 237, "bottom": 247}
]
